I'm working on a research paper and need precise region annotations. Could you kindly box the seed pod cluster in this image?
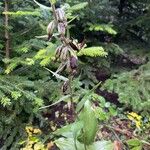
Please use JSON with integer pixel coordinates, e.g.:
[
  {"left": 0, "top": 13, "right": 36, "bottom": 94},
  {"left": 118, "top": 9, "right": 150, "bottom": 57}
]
[
  {"left": 46, "top": 6, "right": 81, "bottom": 77},
  {"left": 55, "top": 46, "right": 78, "bottom": 75},
  {"left": 56, "top": 8, "right": 67, "bottom": 36}
]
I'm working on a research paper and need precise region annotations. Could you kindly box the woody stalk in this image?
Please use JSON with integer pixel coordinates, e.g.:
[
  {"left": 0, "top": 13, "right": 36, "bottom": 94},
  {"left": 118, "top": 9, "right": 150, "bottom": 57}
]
[{"left": 47, "top": 0, "right": 84, "bottom": 115}]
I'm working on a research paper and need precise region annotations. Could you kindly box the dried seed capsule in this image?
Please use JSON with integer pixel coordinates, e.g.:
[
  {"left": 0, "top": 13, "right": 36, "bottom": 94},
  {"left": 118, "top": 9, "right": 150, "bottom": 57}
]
[
  {"left": 58, "top": 23, "right": 66, "bottom": 35},
  {"left": 60, "top": 50, "right": 64, "bottom": 61},
  {"left": 62, "top": 46, "right": 69, "bottom": 60},
  {"left": 56, "top": 8, "right": 66, "bottom": 22},
  {"left": 55, "top": 45, "right": 63, "bottom": 58},
  {"left": 69, "top": 40, "right": 79, "bottom": 51},
  {"left": 60, "top": 46, "right": 69, "bottom": 61},
  {"left": 69, "top": 39, "right": 86, "bottom": 51},
  {"left": 63, "top": 21, "right": 67, "bottom": 28},
  {"left": 47, "top": 20, "right": 55, "bottom": 40},
  {"left": 70, "top": 56, "right": 78, "bottom": 70},
  {"left": 78, "top": 39, "right": 86, "bottom": 49},
  {"left": 62, "top": 81, "right": 69, "bottom": 94},
  {"left": 66, "top": 59, "right": 72, "bottom": 72}
]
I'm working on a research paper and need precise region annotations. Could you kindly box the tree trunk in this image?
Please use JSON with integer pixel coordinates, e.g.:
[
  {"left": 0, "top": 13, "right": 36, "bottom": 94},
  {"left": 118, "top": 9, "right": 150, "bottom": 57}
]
[{"left": 4, "top": 0, "right": 10, "bottom": 58}]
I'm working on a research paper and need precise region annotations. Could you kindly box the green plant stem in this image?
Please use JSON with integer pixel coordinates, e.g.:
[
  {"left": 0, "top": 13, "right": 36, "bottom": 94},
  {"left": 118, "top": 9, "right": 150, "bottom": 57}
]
[
  {"left": 50, "top": 1, "right": 76, "bottom": 117},
  {"left": 84, "top": 144, "right": 87, "bottom": 150},
  {"left": 74, "top": 139, "right": 78, "bottom": 150},
  {"left": 51, "top": 4, "right": 58, "bottom": 24},
  {"left": 68, "top": 75, "right": 75, "bottom": 118},
  {"left": 80, "top": 128, "right": 87, "bottom": 150}
]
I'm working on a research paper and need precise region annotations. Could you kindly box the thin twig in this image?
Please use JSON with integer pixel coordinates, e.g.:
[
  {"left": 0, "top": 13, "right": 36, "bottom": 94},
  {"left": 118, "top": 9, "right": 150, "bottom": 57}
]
[
  {"left": 105, "top": 125, "right": 134, "bottom": 138},
  {"left": 141, "top": 140, "right": 150, "bottom": 146},
  {"left": 51, "top": 3, "right": 58, "bottom": 24},
  {"left": 110, "top": 128, "right": 127, "bottom": 150},
  {"left": 105, "top": 125, "right": 129, "bottom": 150},
  {"left": 68, "top": 75, "right": 75, "bottom": 117},
  {"left": 68, "top": 15, "right": 78, "bottom": 24}
]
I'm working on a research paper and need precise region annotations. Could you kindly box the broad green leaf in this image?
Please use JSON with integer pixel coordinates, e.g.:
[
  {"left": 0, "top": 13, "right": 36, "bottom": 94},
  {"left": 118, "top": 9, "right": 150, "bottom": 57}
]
[
  {"left": 131, "top": 146, "right": 142, "bottom": 150},
  {"left": 76, "top": 92, "right": 90, "bottom": 113},
  {"left": 53, "top": 121, "right": 83, "bottom": 138},
  {"left": 54, "top": 138, "right": 84, "bottom": 150},
  {"left": 54, "top": 124, "right": 73, "bottom": 138},
  {"left": 76, "top": 82, "right": 101, "bottom": 112},
  {"left": 78, "top": 100, "right": 98, "bottom": 145},
  {"left": 90, "top": 141, "right": 114, "bottom": 150},
  {"left": 55, "top": 138, "right": 114, "bottom": 150},
  {"left": 127, "top": 138, "right": 141, "bottom": 146}
]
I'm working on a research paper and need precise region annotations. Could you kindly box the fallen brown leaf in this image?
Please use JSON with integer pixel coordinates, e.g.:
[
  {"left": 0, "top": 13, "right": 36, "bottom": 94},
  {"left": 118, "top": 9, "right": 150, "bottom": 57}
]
[
  {"left": 47, "top": 142, "right": 54, "bottom": 150},
  {"left": 114, "top": 140, "right": 122, "bottom": 150}
]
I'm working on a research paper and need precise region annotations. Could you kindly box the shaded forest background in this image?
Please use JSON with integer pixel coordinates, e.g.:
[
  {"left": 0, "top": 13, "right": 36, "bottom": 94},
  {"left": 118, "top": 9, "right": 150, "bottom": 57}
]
[{"left": 0, "top": 0, "right": 150, "bottom": 149}]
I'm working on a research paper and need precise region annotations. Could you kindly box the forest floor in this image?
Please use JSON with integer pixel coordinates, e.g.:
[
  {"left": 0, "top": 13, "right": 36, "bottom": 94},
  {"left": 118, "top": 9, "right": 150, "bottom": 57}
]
[{"left": 42, "top": 102, "right": 150, "bottom": 150}]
